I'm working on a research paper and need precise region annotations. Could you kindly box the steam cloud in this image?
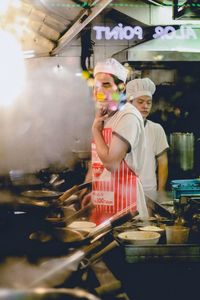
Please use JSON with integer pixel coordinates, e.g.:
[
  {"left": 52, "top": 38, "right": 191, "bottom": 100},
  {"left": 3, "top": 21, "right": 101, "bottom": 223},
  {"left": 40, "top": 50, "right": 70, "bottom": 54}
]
[{"left": 0, "top": 57, "right": 94, "bottom": 174}]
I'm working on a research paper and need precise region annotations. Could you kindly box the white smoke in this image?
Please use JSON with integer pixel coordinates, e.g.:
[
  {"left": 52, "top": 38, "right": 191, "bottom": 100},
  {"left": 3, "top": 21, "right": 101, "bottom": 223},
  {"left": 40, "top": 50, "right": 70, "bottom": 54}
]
[{"left": 0, "top": 57, "right": 94, "bottom": 174}]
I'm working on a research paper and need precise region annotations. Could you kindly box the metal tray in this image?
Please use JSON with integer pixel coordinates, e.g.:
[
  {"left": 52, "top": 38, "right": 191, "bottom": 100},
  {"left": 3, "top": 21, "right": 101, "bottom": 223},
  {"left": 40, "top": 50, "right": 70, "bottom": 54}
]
[{"left": 121, "top": 243, "right": 200, "bottom": 263}]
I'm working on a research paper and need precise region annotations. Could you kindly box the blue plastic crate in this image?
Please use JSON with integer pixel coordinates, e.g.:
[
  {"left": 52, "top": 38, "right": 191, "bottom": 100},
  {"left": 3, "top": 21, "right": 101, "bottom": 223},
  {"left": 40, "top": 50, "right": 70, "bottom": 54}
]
[{"left": 171, "top": 179, "right": 200, "bottom": 199}]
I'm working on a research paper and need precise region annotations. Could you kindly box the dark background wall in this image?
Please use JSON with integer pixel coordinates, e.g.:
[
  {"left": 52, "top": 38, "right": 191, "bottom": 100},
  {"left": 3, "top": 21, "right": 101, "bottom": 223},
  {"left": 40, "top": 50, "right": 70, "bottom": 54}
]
[{"left": 130, "top": 61, "right": 200, "bottom": 186}]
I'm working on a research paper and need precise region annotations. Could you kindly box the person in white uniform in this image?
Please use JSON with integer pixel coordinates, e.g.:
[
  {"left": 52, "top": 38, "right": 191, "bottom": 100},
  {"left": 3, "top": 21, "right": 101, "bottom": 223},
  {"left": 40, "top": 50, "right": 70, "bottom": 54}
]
[
  {"left": 126, "top": 78, "right": 169, "bottom": 193},
  {"left": 81, "top": 58, "right": 148, "bottom": 224}
]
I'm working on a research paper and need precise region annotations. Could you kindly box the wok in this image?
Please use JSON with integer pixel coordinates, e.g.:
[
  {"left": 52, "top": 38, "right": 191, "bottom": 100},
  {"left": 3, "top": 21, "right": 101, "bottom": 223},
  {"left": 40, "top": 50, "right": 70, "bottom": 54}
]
[
  {"left": 0, "top": 241, "right": 118, "bottom": 292},
  {"left": 21, "top": 190, "right": 63, "bottom": 200},
  {"left": 29, "top": 228, "right": 87, "bottom": 244},
  {"left": 27, "top": 223, "right": 123, "bottom": 288},
  {"left": 30, "top": 208, "right": 138, "bottom": 247},
  {"left": 20, "top": 182, "right": 91, "bottom": 201},
  {"left": 19, "top": 182, "right": 92, "bottom": 210},
  {"left": 15, "top": 182, "right": 92, "bottom": 218},
  {"left": 0, "top": 288, "right": 100, "bottom": 300},
  {"left": 0, "top": 210, "right": 136, "bottom": 289},
  {"left": 44, "top": 202, "right": 94, "bottom": 228}
]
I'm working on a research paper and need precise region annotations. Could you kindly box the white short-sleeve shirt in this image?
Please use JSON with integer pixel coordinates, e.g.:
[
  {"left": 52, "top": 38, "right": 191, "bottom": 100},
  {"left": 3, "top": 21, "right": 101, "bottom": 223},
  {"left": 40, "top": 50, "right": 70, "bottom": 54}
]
[{"left": 140, "top": 120, "right": 169, "bottom": 192}]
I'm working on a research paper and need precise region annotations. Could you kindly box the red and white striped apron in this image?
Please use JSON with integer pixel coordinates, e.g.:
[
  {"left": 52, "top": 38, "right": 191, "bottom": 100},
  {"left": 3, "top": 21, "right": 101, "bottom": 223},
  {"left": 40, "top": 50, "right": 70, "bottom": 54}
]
[{"left": 90, "top": 128, "right": 137, "bottom": 225}]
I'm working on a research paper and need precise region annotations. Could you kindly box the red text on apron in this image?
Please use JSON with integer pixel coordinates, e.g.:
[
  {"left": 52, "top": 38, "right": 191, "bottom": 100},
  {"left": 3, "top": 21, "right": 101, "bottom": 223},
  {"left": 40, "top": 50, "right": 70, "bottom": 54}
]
[{"left": 91, "top": 128, "right": 137, "bottom": 225}]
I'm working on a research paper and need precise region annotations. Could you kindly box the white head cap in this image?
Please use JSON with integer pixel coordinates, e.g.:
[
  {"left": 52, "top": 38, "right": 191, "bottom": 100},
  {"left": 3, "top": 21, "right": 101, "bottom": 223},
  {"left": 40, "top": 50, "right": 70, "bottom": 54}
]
[
  {"left": 94, "top": 58, "right": 128, "bottom": 83},
  {"left": 126, "top": 78, "right": 156, "bottom": 101}
]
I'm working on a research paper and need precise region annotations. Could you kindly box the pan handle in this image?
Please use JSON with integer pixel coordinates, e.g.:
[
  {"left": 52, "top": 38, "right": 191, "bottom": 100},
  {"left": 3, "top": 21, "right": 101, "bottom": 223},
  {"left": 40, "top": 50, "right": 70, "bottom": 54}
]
[
  {"left": 64, "top": 202, "right": 95, "bottom": 226},
  {"left": 59, "top": 185, "right": 79, "bottom": 203},
  {"left": 58, "top": 182, "right": 92, "bottom": 204},
  {"left": 110, "top": 211, "right": 137, "bottom": 227},
  {"left": 88, "top": 240, "right": 119, "bottom": 265},
  {"left": 88, "top": 209, "right": 138, "bottom": 239}
]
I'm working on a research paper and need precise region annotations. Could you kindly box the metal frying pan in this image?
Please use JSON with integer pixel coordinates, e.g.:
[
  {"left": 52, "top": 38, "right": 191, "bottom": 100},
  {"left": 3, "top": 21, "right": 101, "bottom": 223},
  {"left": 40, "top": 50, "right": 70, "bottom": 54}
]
[
  {"left": 44, "top": 202, "right": 94, "bottom": 226},
  {"left": 21, "top": 190, "right": 63, "bottom": 200},
  {"left": 27, "top": 210, "right": 137, "bottom": 288},
  {"left": 20, "top": 181, "right": 92, "bottom": 203},
  {"left": 0, "top": 210, "right": 137, "bottom": 289},
  {"left": 30, "top": 208, "right": 138, "bottom": 247}
]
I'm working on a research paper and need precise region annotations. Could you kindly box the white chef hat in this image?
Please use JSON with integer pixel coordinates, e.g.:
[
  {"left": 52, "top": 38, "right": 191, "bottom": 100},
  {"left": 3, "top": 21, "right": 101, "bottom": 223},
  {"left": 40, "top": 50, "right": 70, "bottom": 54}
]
[
  {"left": 126, "top": 78, "right": 156, "bottom": 101},
  {"left": 94, "top": 58, "right": 128, "bottom": 83}
]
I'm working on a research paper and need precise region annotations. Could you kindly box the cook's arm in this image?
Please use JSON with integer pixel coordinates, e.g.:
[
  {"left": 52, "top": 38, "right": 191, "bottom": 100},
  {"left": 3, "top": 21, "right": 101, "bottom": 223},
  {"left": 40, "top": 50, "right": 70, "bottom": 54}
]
[
  {"left": 84, "top": 160, "right": 92, "bottom": 182},
  {"left": 93, "top": 128, "right": 129, "bottom": 173},
  {"left": 157, "top": 150, "right": 168, "bottom": 191},
  {"left": 92, "top": 109, "right": 129, "bottom": 172}
]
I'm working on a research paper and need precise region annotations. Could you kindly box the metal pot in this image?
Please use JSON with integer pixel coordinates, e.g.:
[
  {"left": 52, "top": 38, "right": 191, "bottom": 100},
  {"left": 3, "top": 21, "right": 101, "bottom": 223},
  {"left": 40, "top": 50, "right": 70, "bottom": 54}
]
[
  {"left": 0, "top": 288, "right": 100, "bottom": 300},
  {"left": 170, "top": 132, "right": 194, "bottom": 171}
]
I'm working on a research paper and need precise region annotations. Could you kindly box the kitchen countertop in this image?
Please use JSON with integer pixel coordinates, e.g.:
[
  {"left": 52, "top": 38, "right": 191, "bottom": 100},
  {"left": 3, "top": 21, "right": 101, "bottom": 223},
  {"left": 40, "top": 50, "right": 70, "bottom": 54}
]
[
  {"left": 145, "top": 190, "right": 175, "bottom": 218},
  {"left": 113, "top": 190, "right": 200, "bottom": 264},
  {"left": 0, "top": 189, "right": 200, "bottom": 300}
]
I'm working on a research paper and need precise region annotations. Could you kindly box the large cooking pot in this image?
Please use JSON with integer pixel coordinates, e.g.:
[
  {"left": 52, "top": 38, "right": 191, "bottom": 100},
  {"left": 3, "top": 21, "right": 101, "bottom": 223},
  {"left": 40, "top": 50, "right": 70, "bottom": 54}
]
[
  {"left": 170, "top": 132, "right": 194, "bottom": 171},
  {"left": 0, "top": 288, "right": 100, "bottom": 300}
]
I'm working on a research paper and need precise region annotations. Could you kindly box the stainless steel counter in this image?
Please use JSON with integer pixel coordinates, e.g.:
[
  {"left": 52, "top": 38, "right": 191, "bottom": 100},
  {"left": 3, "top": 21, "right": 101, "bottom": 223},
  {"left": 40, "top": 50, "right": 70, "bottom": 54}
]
[
  {"left": 122, "top": 244, "right": 200, "bottom": 263},
  {"left": 115, "top": 190, "right": 200, "bottom": 263},
  {"left": 145, "top": 190, "right": 175, "bottom": 218}
]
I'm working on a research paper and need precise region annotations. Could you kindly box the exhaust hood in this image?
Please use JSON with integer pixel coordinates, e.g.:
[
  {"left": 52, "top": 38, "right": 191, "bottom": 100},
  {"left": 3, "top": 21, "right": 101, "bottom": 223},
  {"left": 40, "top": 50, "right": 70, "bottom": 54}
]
[
  {"left": 2, "top": 0, "right": 113, "bottom": 57},
  {"left": 113, "top": 27, "right": 200, "bottom": 62}
]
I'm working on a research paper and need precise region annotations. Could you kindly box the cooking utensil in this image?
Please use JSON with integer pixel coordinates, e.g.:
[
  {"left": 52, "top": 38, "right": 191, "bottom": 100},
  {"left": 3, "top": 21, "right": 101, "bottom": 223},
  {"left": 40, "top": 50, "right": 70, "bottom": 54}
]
[
  {"left": 0, "top": 209, "right": 135, "bottom": 289},
  {"left": 19, "top": 182, "right": 91, "bottom": 207},
  {"left": 64, "top": 202, "right": 95, "bottom": 226},
  {"left": 44, "top": 203, "right": 95, "bottom": 228},
  {"left": 83, "top": 240, "right": 119, "bottom": 267},
  {"left": 21, "top": 190, "right": 63, "bottom": 199},
  {"left": 170, "top": 132, "right": 194, "bottom": 171},
  {"left": 59, "top": 182, "right": 92, "bottom": 204},
  {"left": 91, "top": 260, "right": 121, "bottom": 296},
  {"left": 28, "top": 240, "right": 103, "bottom": 288},
  {"left": 53, "top": 228, "right": 87, "bottom": 243},
  {"left": 87, "top": 208, "right": 139, "bottom": 239},
  {"left": 29, "top": 207, "right": 136, "bottom": 248},
  {"left": 28, "top": 234, "right": 121, "bottom": 288}
]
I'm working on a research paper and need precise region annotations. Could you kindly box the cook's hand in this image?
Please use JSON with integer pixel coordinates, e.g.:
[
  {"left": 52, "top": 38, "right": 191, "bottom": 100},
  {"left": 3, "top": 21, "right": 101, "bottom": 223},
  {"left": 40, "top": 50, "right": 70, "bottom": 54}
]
[
  {"left": 92, "top": 107, "right": 108, "bottom": 132},
  {"left": 81, "top": 192, "right": 92, "bottom": 208},
  {"left": 78, "top": 188, "right": 89, "bottom": 201}
]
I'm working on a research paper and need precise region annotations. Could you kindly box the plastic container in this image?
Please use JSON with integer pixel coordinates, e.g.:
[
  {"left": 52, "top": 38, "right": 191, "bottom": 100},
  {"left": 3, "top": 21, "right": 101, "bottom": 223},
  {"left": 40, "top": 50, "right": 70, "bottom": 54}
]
[{"left": 171, "top": 179, "right": 200, "bottom": 199}]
